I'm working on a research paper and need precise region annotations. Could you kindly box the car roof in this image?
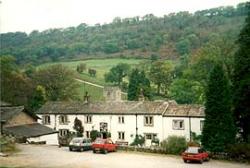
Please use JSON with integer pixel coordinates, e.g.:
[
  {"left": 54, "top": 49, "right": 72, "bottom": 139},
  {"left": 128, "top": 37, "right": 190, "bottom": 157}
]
[{"left": 72, "top": 137, "right": 90, "bottom": 140}]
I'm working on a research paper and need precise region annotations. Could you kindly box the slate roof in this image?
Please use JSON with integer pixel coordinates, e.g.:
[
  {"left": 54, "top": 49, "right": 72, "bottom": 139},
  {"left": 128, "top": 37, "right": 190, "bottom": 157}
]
[
  {"left": 3, "top": 123, "right": 58, "bottom": 138},
  {"left": 0, "top": 106, "right": 39, "bottom": 122},
  {"left": 36, "top": 101, "right": 205, "bottom": 117},
  {"left": 1, "top": 106, "right": 25, "bottom": 121}
]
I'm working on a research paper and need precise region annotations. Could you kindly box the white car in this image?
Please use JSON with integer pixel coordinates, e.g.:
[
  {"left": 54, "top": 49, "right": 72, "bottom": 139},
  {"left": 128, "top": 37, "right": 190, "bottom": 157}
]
[{"left": 69, "top": 137, "right": 92, "bottom": 152}]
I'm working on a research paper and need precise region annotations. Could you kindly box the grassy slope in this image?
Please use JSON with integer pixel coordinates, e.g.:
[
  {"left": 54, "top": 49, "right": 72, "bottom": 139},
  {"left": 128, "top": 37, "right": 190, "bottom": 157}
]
[{"left": 38, "top": 58, "right": 144, "bottom": 101}]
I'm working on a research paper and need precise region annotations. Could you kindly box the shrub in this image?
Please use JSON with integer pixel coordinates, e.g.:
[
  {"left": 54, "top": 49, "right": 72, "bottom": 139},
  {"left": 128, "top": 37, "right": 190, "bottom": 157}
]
[
  {"left": 90, "top": 130, "right": 101, "bottom": 142},
  {"left": 130, "top": 135, "right": 145, "bottom": 146},
  {"left": 226, "top": 143, "right": 250, "bottom": 162},
  {"left": 161, "top": 136, "right": 187, "bottom": 155},
  {"left": 0, "top": 135, "right": 16, "bottom": 153}
]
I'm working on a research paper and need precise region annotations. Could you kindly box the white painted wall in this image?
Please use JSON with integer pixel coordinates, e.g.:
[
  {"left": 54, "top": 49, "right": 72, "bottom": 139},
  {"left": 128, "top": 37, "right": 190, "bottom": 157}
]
[
  {"left": 37, "top": 114, "right": 204, "bottom": 146},
  {"left": 27, "top": 133, "right": 58, "bottom": 145}
]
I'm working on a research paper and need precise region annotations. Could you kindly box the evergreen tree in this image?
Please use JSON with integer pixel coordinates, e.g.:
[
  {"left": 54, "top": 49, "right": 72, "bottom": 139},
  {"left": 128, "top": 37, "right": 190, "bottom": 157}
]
[
  {"left": 233, "top": 2, "right": 250, "bottom": 142},
  {"left": 202, "top": 64, "right": 236, "bottom": 152},
  {"left": 73, "top": 117, "right": 84, "bottom": 137},
  {"left": 128, "top": 69, "right": 151, "bottom": 101},
  {"left": 28, "top": 85, "right": 47, "bottom": 112}
]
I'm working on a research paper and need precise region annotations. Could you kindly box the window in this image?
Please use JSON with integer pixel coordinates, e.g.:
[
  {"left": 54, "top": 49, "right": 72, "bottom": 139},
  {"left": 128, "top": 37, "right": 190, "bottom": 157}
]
[
  {"left": 118, "top": 116, "right": 125, "bottom": 124},
  {"left": 43, "top": 115, "right": 50, "bottom": 125},
  {"left": 85, "top": 115, "right": 92, "bottom": 123},
  {"left": 59, "top": 115, "right": 68, "bottom": 125},
  {"left": 59, "top": 129, "right": 69, "bottom": 137},
  {"left": 86, "top": 131, "right": 90, "bottom": 138},
  {"left": 144, "top": 116, "right": 153, "bottom": 126},
  {"left": 144, "top": 133, "right": 157, "bottom": 140},
  {"left": 173, "top": 120, "right": 185, "bottom": 130},
  {"left": 118, "top": 132, "right": 125, "bottom": 140},
  {"left": 200, "top": 120, "right": 204, "bottom": 131}
]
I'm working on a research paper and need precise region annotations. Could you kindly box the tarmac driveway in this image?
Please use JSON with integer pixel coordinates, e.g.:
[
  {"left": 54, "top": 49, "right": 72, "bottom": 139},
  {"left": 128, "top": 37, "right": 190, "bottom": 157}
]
[{"left": 0, "top": 144, "right": 249, "bottom": 168}]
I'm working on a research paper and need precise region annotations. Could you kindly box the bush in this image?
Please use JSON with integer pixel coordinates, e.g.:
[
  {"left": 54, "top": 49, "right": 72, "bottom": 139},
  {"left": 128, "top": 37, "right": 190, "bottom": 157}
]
[
  {"left": 130, "top": 135, "right": 145, "bottom": 146},
  {"left": 161, "top": 136, "right": 187, "bottom": 155},
  {"left": 90, "top": 130, "right": 101, "bottom": 142},
  {"left": 0, "top": 135, "right": 16, "bottom": 153},
  {"left": 226, "top": 143, "right": 250, "bottom": 162}
]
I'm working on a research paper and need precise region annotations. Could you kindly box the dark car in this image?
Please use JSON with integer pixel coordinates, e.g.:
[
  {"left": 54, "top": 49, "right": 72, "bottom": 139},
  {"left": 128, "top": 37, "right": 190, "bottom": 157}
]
[
  {"left": 182, "top": 146, "right": 209, "bottom": 163},
  {"left": 69, "top": 137, "right": 92, "bottom": 152},
  {"left": 92, "top": 138, "right": 117, "bottom": 154}
]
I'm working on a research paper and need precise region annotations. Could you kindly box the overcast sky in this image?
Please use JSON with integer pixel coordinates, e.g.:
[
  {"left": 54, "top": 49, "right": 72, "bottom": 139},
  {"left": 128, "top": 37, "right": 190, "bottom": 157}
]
[{"left": 0, "top": 0, "right": 248, "bottom": 33}]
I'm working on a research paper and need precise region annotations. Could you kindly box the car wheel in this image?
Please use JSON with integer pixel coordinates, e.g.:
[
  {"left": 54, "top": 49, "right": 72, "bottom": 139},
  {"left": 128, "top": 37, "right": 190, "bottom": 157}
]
[
  {"left": 199, "top": 159, "right": 203, "bottom": 164},
  {"left": 93, "top": 150, "right": 96, "bottom": 153},
  {"left": 103, "top": 149, "right": 108, "bottom": 154},
  {"left": 80, "top": 147, "right": 84, "bottom": 152},
  {"left": 183, "top": 159, "right": 187, "bottom": 163},
  {"left": 69, "top": 147, "right": 72, "bottom": 151}
]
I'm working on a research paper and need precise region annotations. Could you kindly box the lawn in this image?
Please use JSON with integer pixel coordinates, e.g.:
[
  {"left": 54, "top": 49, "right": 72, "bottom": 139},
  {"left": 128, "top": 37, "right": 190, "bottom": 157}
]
[{"left": 38, "top": 58, "right": 146, "bottom": 85}]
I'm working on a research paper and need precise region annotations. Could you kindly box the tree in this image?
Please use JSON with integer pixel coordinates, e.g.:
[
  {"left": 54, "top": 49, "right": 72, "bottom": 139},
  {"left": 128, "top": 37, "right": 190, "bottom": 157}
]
[
  {"left": 128, "top": 69, "right": 151, "bottom": 101},
  {"left": 0, "top": 55, "right": 34, "bottom": 105},
  {"left": 149, "top": 61, "right": 174, "bottom": 95},
  {"left": 201, "top": 64, "right": 236, "bottom": 152},
  {"left": 104, "top": 63, "right": 130, "bottom": 86},
  {"left": 27, "top": 85, "right": 47, "bottom": 112},
  {"left": 232, "top": 3, "right": 250, "bottom": 142},
  {"left": 73, "top": 117, "right": 84, "bottom": 137},
  {"left": 34, "top": 64, "right": 79, "bottom": 101},
  {"left": 169, "top": 79, "right": 203, "bottom": 104}
]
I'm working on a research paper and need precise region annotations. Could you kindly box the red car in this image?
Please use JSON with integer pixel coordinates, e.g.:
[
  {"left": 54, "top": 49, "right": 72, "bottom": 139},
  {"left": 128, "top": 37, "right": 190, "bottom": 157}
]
[
  {"left": 182, "top": 147, "right": 209, "bottom": 163},
  {"left": 92, "top": 138, "right": 117, "bottom": 154}
]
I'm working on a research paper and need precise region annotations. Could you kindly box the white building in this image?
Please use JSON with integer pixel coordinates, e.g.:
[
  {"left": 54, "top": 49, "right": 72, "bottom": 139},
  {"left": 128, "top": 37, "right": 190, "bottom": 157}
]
[{"left": 36, "top": 89, "right": 205, "bottom": 146}]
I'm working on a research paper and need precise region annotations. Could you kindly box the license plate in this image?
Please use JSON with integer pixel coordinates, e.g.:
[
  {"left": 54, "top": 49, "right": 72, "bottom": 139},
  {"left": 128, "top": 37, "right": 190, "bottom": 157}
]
[{"left": 95, "top": 148, "right": 100, "bottom": 150}]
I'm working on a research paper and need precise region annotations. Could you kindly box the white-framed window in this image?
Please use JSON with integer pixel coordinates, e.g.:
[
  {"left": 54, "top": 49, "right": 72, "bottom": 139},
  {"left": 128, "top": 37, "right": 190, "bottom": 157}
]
[
  {"left": 172, "top": 120, "right": 184, "bottom": 130},
  {"left": 85, "top": 115, "right": 92, "bottom": 123},
  {"left": 59, "top": 115, "right": 68, "bottom": 125},
  {"left": 86, "top": 131, "right": 90, "bottom": 138},
  {"left": 43, "top": 115, "right": 50, "bottom": 125},
  {"left": 200, "top": 120, "right": 204, "bottom": 131},
  {"left": 59, "top": 129, "right": 69, "bottom": 137},
  {"left": 118, "top": 132, "right": 125, "bottom": 140},
  {"left": 144, "top": 133, "right": 157, "bottom": 140},
  {"left": 118, "top": 116, "right": 125, "bottom": 124},
  {"left": 144, "top": 116, "right": 154, "bottom": 126}
]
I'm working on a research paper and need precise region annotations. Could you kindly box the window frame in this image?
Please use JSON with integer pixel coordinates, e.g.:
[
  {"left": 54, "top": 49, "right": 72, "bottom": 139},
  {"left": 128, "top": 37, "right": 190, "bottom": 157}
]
[
  {"left": 43, "top": 115, "right": 51, "bottom": 125},
  {"left": 118, "top": 116, "right": 125, "bottom": 124},
  {"left": 118, "top": 131, "right": 125, "bottom": 140},
  {"left": 144, "top": 116, "right": 154, "bottom": 126},
  {"left": 85, "top": 115, "right": 92, "bottom": 124},
  {"left": 172, "top": 119, "right": 185, "bottom": 130},
  {"left": 59, "top": 115, "right": 68, "bottom": 125}
]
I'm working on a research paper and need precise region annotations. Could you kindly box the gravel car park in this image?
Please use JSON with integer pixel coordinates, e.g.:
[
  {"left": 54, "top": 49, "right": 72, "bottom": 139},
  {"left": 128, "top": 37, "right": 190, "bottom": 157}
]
[{"left": 0, "top": 144, "right": 249, "bottom": 168}]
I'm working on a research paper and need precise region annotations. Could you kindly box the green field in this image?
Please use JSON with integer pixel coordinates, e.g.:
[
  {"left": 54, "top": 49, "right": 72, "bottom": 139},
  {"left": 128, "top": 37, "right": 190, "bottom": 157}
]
[{"left": 39, "top": 58, "right": 145, "bottom": 101}]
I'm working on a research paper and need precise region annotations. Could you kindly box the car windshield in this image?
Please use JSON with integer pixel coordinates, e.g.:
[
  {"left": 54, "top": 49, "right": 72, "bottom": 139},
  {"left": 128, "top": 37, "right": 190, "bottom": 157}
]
[
  {"left": 72, "top": 138, "right": 83, "bottom": 143},
  {"left": 94, "top": 139, "right": 104, "bottom": 144},
  {"left": 185, "top": 147, "right": 199, "bottom": 154}
]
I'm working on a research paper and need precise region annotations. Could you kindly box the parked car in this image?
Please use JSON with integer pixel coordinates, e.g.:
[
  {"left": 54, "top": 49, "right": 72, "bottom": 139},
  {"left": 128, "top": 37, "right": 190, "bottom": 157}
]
[
  {"left": 182, "top": 146, "right": 209, "bottom": 163},
  {"left": 92, "top": 138, "right": 117, "bottom": 154},
  {"left": 69, "top": 137, "right": 92, "bottom": 152}
]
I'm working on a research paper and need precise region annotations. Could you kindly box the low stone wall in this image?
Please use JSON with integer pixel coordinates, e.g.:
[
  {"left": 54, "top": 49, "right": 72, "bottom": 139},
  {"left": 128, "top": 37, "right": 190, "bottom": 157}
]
[{"left": 117, "top": 146, "right": 166, "bottom": 154}]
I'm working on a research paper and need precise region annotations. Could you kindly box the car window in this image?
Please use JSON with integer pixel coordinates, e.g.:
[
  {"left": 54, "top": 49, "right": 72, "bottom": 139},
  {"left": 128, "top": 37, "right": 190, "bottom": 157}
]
[
  {"left": 95, "top": 139, "right": 104, "bottom": 144},
  {"left": 185, "top": 147, "right": 199, "bottom": 154},
  {"left": 72, "top": 139, "right": 82, "bottom": 143}
]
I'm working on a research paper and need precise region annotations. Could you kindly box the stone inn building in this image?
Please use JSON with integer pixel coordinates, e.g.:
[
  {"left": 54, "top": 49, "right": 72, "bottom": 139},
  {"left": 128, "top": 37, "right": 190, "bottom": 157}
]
[{"left": 36, "top": 89, "right": 205, "bottom": 146}]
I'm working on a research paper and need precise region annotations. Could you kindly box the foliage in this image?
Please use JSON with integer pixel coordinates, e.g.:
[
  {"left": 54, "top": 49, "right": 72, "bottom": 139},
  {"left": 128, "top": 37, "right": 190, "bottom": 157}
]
[
  {"left": 226, "top": 143, "right": 250, "bottom": 162},
  {"left": 130, "top": 135, "right": 145, "bottom": 146},
  {"left": 232, "top": 2, "right": 250, "bottom": 143},
  {"left": 169, "top": 78, "right": 203, "bottom": 104},
  {"left": 149, "top": 61, "right": 174, "bottom": 95},
  {"left": 0, "top": 135, "right": 16, "bottom": 153},
  {"left": 76, "top": 63, "right": 87, "bottom": 73},
  {"left": 104, "top": 63, "right": 130, "bottom": 86},
  {"left": 27, "top": 85, "right": 47, "bottom": 112},
  {"left": 0, "top": 55, "right": 34, "bottom": 106},
  {"left": 160, "top": 136, "right": 187, "bottom": 154},
  {"left": 90, "top": 130, "right": 101, "bottom": 142},
  {"left": 202, "top": 64, "right": 236, "bottom": 152},
  {"left": 73, "top": 117, "right": 84, "bottom": 137},
  {"left": 34, "top": 64, "right": 79, "bottom": 101},
  {"left": 0, "top": 3, "right": 248, "bottom": 64},
  {"left": 127, "top": 69, "right": 152, "bottom": 101}
]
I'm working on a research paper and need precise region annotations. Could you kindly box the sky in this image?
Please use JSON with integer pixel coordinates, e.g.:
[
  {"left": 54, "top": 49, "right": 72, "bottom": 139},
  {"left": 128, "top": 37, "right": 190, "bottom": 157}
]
[{"left": 0, "top": 0, "right": 248, "bottom": 33}]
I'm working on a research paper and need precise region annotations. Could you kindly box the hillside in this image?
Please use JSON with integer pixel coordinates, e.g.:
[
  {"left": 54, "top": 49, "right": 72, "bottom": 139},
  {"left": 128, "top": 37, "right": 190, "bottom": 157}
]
[{"left": 0, "top": 3, "right": 248, "bottom": 65}]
